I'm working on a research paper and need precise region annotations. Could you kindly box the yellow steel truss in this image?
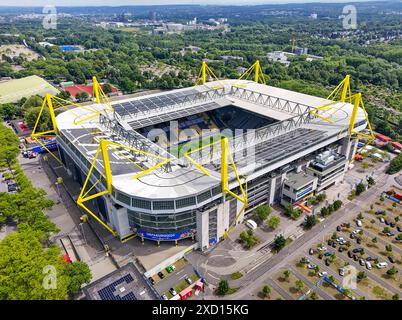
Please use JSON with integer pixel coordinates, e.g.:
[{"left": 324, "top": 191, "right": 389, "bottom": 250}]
[
  {"left": 184, "top": 137, "right": 248, "bottom": 239},
  {"left": 31, "top": 93, "right": 101, "bottom": 165},
  {"left": 195, "top": 61, "right": 224, "bottom": 89},
  {"left": 77, "top": 139, "right": 171, "bottom": 237},
  {"left": 237, "top": 60, "right": 266, "bottom": 85},
  {"left": 92, "top": 76, "right": 114, "bottom": 112}
]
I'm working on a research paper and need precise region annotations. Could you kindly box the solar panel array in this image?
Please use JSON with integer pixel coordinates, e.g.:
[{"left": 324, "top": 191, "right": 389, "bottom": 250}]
[
  {"left": 97, "top": 274, "right": 136, "bottom": 300},
  {"left": 127, "top": 101, "right": 221, "bottom": 130},
  {"left": 113, "top": 89, "right": 199, "bottom": 117}
]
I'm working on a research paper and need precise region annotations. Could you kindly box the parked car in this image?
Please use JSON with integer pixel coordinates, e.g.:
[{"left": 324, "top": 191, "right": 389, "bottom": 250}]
[
  {"left": 318, "top": 254, "right": 323, "bottom": 260},
  {"left": 157, "top": 272, "right": 165, "bottom": 279},
  {"left": 169, "top": 288, "right": 177, "bottom": 296},
  {"left": 317, "top": 246, "right": 327, "bottom": 251},
  {"left": 332, "top": 242, "right": 337, "bottom": 248},
  {"left": 390, "top": 223, "right": 395, "bottom": 228},
  {"left": 148, "top": 277, "right": 155, "bottom": 285},
  {"left": 350, "top": 233, "right": 356, "bottom": 239},
  {"left": 161, "top": 294, "right": 168, "bottom": 300},
  {"left": 397, "top": 226, "right": 402, "bottom": 233},
  {"left": 356, "top": 220, "right": 362, "bottom": 227},
  {"left": 347, "top": 251, "right": 353, "bottom": 258},
  {"left": 353, "top": 255, "right": 358, "bottom": 261},
  {"left": 385, "top": 232, "right": 395, "bottom": 237},
  {"left": 379, "top": 217, "right": 385, "bottom": 223},
  {"left": 307, "top": 264, "right": 317, "bottom": 269},
  {"left": 366, "top": 256, "right": 376, "bottom": 261},
  {"left": 388, "top": 256, "right": 395, "bottom": 264},
  {"left": 166, "top": 266, "right": 174, "bottom": 273},
  {"left": 376, "top": 262, "right": 388, "bottom": 269},
  {"left": 318, "top": 271, "right": 328, "bottom": 277},
  {"left": 339, "top": 268, "right": 345, "bottom": 276},
  {"left": 384, "top": 220, "right": 389, "bottom": 225},
  {"left": 309, "top": 248, "right": 314, "bottom": 255},
  {"left": 338, "top": 246, "right": 345, "bottom": 253},
  {"left": 336, "top": 237, "right": 344, "bottom": 243},
  {"left": 336, "top": 226, "right": 341, "bottom": 232},
  {"left": 352, "top": 229, "right": 361, "bottom": 235},
  {"left": 328, "top": 239, "right": 333, "bottom": 246},
  {"left": 375, "top": 210, "right": 385, "bottom": 215},
  {"left": 352, "top": 248, "right": 363, "bottom": 253},
  {"left": 365, "top": 261, "right": 372, "bottom": 270},
  {"left": 359, "top": 259, "right": 365, "bottom": 266},
  {"left": 356, "top": 238, "right": 362, "bottom": 244},
  {"left": 325, "top": 258, "right": 331, "bottom": 266},
  {"left": 185, "top": 277, "right": 193, "bottom": 285},
  {"left": 324, "top": 251, "right": 332, "bottom": 257}
]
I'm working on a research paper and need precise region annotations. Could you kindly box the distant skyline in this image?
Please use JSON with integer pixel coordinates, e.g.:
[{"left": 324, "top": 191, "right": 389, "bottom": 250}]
[{"left": 0, "top": 0, "right": 389, "bottom": 7}]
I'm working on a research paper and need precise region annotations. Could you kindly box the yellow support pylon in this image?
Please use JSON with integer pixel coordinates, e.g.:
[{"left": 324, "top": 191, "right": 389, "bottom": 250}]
[
  {"left": 77, "top": 139, "right": 171, "bottom": 237},
  {"left": 92, "top": 76, "right": 114, "bottom": 112},
  {"left": 236, "top": 60, "right": 266, "bottom": 86},
  {"left": 195, "top": 61, "right": 224, "bottom": 89}
]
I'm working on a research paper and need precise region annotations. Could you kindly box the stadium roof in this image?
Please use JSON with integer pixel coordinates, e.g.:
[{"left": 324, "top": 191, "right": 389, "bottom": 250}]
[
  {"left": 56, "top": 79, "right": 368, "bottom": 200},
  {"left": 0, "top": 75, "right": 59, "bottom": 104}
]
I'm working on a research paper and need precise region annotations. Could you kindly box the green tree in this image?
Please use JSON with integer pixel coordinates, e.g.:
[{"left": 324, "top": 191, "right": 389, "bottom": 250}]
[
  {"left": 75, "top": 92, "right": 90, "bottom": 102},
  {"left": 387, "top": 266, "right": 398, "bottom": 276},
  {"left": 25, "top": 106, "right": 52, "bottom": 132},
  {"left": 273, "top": 235, "right": 287, "bottom": 252},
  {"left": 305, "top": 215, "right": 318, "bottom": 229},
  {"left": 392, "top": 293, "right": 399, "bottom": 300},
  {"left": 356, "top": 183, "right": 366, "bottom": 195},
  {"left": 261, "top": 285, "right": 271, "bottom": 298},
  {"left": 64, "top": 262, "right": 92, "bottom": 295},
  {"left": 217, "top": 279, "right": 229, "bottom": 296},
  {"left": 295, "top": 279, "right": 304, "bottom": 292},
  {"left": 268, "top": 215, "right": 280, "bottom": 230},
  {"left": 0, "top": 125, "right": 20, "bottom": 167},
  {"left": 102, "top": 83, "right": 113, "bottom": 94},
  {"left": 253, "top": 204, "right": 272, "bottom": 222},
  {"left": 386, "top": 153, "right": 402, "bottom": 175},
  {"left": 57, "top": 90, "right": 72, "bottom": 100},
  {"left": 0, "top": 226, "right": 70, "bottom": 300},
  {"left": 357, "top": 271, "right": 367, "bottom": 280},
  {"left": 283, "top": 270, "right": 290, "bottom": 281}
]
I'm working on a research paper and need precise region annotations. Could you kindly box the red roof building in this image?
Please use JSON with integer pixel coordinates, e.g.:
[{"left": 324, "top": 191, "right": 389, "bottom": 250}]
[
  {"left": 375, "top": 133, "right": 392, "bottom": 142},
  {"left": 63, "top": 84, "right": 119, "bottom": 98},
  {"left": 391, "top": 141, "right": 402, "bottom": 150}
]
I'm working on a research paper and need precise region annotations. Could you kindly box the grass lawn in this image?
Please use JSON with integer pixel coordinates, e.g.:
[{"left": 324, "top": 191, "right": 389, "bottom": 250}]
[
  {"left": 227, "top": 287, "right": 240, "bottom": 295},
  {"left": 169, "top": 132, "right": 227, "bottom": 158},
  {"left": 231, "top": 271, "right": 243, "bottom": 280}
]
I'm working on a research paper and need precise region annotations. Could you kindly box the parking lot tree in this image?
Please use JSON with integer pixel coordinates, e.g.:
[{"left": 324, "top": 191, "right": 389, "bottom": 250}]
[
  {"left": 395, "top": 217, "right": 400, "bottom": 223},
  {"left": 295, "top": 279, "right": 304, "bottom": 293},
  {"left": 310, "top": 292, "right": 319, "bottom": 300},
  {"left": 383, "top": 227, "right": 391, "bottom": 234},
  {"left": 300, "top": 257, "right": 309, "bottom": 265},
  {"left": 261, "top": 285, "right": 271, "bottom": 298},
  {"left": 356, "top": 183, "right": 366, "bottom": 195},
  {"left": 357, "top": 212, "right": 364, "bottom": 220},
  {"left": 314, "top": 265, "right": 320, "bottom": 274},
  {"left": 343, "top": 289, "right": 352, "bottom": 297},
  {"left": 330, "top": 253, "right": 336, "bottom": 262},
  {"left": 283, "top": 270, "right": 290, "bottom": 281},
  {"left": 392, "top": 293, "right": 399, "bottom": 300},
  {"left": 396, "top": 234, "right": 402, "bottom": 241},
  {"left": 329, "top": 275, "right": 335, "bottom": 283},
  {"left": 385, "top": 244, "right": 393, "bottom": 252},
  {"left": 332, "top": 232, "right": 338, "bottom": 239},
  {"left": 273, "top": 234, "right": 287, "bottom": 252},
  {"left": 361, "top": 162, "right": 369, "bottom": 170},
  {"left": 239, "top": 229, "right": 258, "bottom": 249},
  {"left": 268, "top": 215, "right": 280, "bottom": 230},
  {"left": 217, "top": 280, "right": 229, "bottom": 296},
  {"left": 357, "top": 271, "right": 367, "bottom": 280},
  {"left": 386, "top": 266, "right": 398, "bottom": 276},
  {"left": 372, "top": 237, "right": 378, "bottom": 244}
]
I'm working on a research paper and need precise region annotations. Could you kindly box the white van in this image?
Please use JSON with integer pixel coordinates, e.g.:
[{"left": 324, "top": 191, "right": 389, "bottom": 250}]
[
  {"left": 246, "top": 219, "right": 257, "bottom": 230},
  {"left": 356, "top": 220, "right": 362, "bottom": 227},
  {"left": 376, "top": 262, "right": 388, "bottom": 269}
]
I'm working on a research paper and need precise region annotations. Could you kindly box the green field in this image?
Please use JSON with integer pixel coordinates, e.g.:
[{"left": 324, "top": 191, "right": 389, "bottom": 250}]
[{"left": 169, "top": 132, "right": 228, "bottom": 158}]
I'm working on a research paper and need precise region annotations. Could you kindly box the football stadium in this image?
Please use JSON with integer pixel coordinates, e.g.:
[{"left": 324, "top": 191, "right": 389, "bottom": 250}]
[{"left": 33, "top": 63, "right": 372, "bottom": 251}]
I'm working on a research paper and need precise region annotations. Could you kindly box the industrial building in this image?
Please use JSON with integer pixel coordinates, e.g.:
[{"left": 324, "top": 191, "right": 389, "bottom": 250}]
[{"left": 41, "top": 73, "right": 369, "bottom": 252}]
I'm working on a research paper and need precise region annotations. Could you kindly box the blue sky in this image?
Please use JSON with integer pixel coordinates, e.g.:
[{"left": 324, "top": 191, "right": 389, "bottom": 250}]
[{"left": 0, "top": 0, "right": 384, "bottom": 7}]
